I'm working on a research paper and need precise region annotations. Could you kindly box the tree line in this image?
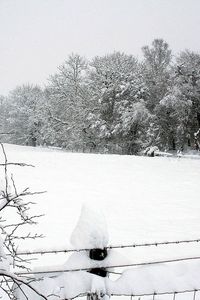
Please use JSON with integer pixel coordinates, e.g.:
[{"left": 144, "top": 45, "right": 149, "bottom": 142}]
[{"left": 1, "top": 39, "right": 200, "bottom": 155}]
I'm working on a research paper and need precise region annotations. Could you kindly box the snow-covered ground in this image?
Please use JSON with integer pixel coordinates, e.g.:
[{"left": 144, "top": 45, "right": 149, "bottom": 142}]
[{"left": 1, "top": 143, "right": 200, "bottom": 299}]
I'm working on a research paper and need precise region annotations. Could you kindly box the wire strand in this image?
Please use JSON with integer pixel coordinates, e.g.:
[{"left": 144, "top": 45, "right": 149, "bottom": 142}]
[
  {"left": 15, "top": 255, "right": 200, "bottom": 276},
  {"left": 15, "top": 238, "right": 200, "bottom": 256},
  {"left": 111, "top": 288, "right": 200, "bottom": 297}
]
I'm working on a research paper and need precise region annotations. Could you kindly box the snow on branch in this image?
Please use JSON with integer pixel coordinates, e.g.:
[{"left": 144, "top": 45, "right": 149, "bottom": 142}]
[
  {"left": 0, "top": 143, "right": 46, "bottom": 299},
  {"left": 0, "top": 272, "right": 47, "bottom": 300}
]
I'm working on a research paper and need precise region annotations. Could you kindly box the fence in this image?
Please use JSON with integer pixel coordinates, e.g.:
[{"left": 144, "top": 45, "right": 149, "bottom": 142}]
[{"left": 13, "top": 237, "right": 200, "bottom": 300}]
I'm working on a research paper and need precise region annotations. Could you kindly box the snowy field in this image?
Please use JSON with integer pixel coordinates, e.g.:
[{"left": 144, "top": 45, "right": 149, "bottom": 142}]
[{"left": 1, "top": 143, "right": 200, "bottom": 299}]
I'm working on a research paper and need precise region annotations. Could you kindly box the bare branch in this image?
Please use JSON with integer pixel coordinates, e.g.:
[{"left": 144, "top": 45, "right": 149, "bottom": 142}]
[
  {"left": 0, "top": 132, "right": 14, "bottom": 135},
  {"left": 0, "top": 143, "right": 46, "bottom": 299},
  {"left": 0, "top": 163, "right": 35, "bottom": 167},
  {"left": 0, "top": 272, "right": 48, "bottom": 300},
  {"left": 0, "top": 143, "right": 9, "bottom": 199},
  {"left": 47, "top": 106, "right": 69, "bottom": 125}
]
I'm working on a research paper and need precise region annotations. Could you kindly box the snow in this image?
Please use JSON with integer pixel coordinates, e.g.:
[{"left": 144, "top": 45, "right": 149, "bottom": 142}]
[
  {"left": 0, "top": 234, "right": 10, "bottom": 300},
  {"left": 15, "top": 261, "right": 200, "bottom": 300},
  {"left": 0, "top": 233, "right": 10, "bottom": 273},
  {"left": 108, "top": 260, "right": 200, "bottom": 296},
  {"left": 71, "top": 204, "right": 109, "bottom": 249},
  {"left": 63, "top": 249, "right": 129, "bottom": 271},
  {"left": 1, "top": 143, "right": 200, "bottom": 299},
  {"left": 0, "top": 198, "right": 7, "bottom": 211}
]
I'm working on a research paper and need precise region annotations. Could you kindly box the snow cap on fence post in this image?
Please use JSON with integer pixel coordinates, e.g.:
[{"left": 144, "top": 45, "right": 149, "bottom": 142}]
[
  {"left": 70, "top": 204, "right": 109, "bottom": 299},
  {"left": 70, "top": 204, "right": 109, "bottom": 249}
]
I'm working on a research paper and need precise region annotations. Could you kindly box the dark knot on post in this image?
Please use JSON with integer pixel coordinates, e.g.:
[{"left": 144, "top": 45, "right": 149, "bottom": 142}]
[{"left": 89, "top": 248, "right": 107, "bottom": 261}]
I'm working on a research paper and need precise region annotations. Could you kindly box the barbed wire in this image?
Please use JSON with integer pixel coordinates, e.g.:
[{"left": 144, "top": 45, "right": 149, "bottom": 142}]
[
  {"left": 111, "top": 288, "right": 200, "bottom": 298},
  {"left": 15, "top": 237, "right": 200, "bottom": 256},
  {"left": 12, "top": 238, "right": 200, "bottom": 299},
  {"left": 15, "top": 255, "right": 200, "bottom": 276},
  {"left": 61, "top": 289, "right": 200, "bottom": 300},
  {"left": 8, "top": 276, "right": 200, "bottom": 299},
  {"left": 8, "top": 283, "right": 200, "bottom": 300}
]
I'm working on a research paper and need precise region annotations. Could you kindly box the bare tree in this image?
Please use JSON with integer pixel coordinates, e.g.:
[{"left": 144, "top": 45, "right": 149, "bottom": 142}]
[{"left": 0, "top": 143, "right": 47, "bottom": 300}]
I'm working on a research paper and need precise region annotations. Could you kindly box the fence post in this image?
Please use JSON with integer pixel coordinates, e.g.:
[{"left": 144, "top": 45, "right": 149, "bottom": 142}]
[
  {"left": 87, "top": 247, "right": 108, "bottom": 300},
  {"left": 193, "top": 290, "right": 197, "bottom": 300}
]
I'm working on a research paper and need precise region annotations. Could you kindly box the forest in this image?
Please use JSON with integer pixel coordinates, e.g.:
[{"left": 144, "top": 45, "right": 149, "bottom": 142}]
[{"left": 1, "top": 39, "right": 200, "bottom": 155}]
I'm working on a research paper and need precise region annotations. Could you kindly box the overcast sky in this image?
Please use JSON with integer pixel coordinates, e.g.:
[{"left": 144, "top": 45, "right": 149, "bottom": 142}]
[{"left": 0, "top": 0, "right": 200, "bottom": 95}]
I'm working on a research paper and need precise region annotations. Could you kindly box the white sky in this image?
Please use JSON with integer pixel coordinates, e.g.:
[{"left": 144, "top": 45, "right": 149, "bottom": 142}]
[{"left": 0, "top": 0, "right": 200, "bottom": 95}]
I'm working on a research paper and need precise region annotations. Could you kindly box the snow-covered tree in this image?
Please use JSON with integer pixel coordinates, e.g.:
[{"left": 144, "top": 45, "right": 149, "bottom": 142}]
[
  {"left": 0, "top": 96, "right": 13, "bottom": 143},
  {"left": 141, "top": 39, "right": 177, "bottom": 150},
  {"left": 176, "top": 50, "right": 200, "bottom": 146},
  {"left": 156, "top": 50, "right": 200, "bottom": 151},
  {"left": 44, "top": 54, "right": 90, "bottom": 150},
  {"left": 142, "top": 39, "right": 172, "bottom": 112},
  {"left": 7, "top": 85, "right": 44, "bottom": 146},
  {"left": 87, "top": 52, "right": 150, "bottom": 154}
]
